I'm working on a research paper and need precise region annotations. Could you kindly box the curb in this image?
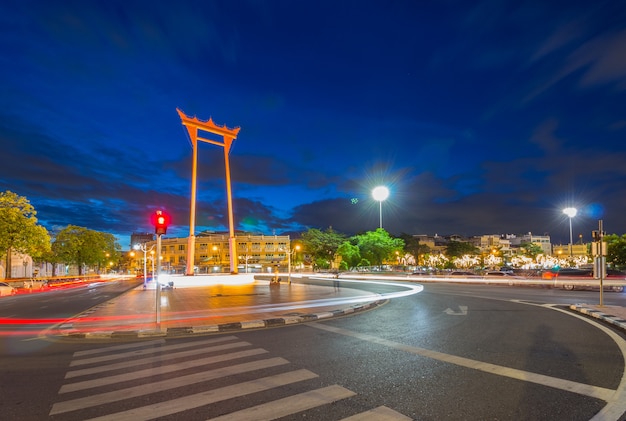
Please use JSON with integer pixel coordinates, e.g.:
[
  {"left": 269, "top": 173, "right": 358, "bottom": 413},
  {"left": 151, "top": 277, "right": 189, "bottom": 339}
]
[
  {"left": 570, "top": 304, "right": 626, "bottom": 331},
  {"left": 56, "top": 300, "right": 385, "bottom": 340}
]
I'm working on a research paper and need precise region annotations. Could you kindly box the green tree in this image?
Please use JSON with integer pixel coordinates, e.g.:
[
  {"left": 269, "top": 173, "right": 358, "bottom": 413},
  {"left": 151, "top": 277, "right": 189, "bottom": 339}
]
[
  {"left": 300, "top": 227, "right": 346, "bottom": 269},
  {"left": 52, "top": 225, "right": 120, "bottom": 275},
  {"left": 519, "top": 241, "right": 543, "bottom": 259},
  {"left": 336, "top": 241, "right": 361, "bottom": 270},
  {"left": 0, "top": 191, "right": 51, "bottom": 278},
  {"left": 605, "top": 234, "right": 626, "bottom": 268},
  {"left": 354, "top": 228, "right": 404, "bottom": 268},
  {"left": 444, "top": 241, "right": 479, "bottom": 258}
]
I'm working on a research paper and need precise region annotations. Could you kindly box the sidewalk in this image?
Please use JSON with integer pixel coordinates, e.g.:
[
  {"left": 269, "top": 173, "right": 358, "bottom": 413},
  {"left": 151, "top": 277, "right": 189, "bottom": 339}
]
[
  {"left": 53, "top": 274, "right": 384, "bottom": 339},
  {"left": 569, "top": 304, "right": 626, "bottom": 331},
  {"left": 49, "top": 273, "right": 626, "bottom": 340}
]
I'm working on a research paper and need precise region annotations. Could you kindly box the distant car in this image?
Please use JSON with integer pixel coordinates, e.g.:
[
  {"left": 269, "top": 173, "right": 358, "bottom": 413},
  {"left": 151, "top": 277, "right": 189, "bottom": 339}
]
[
  {"left": 0, "top": 282, "right": 16, "bottom": 296},
  {"left": 562, "top": 282, "right": 624, "bottom": 292},
  {"left": 484, "top": 271, "right": 509, "bottom": 276},
  {"left": 555, "top": 268, "right": 593, "bottom": 277},
  {"left": 449, "top": 271, "right": 477, "bottom": 276},
  {"left": 607, "top": 269, "right": 626, "bottom": 279}
]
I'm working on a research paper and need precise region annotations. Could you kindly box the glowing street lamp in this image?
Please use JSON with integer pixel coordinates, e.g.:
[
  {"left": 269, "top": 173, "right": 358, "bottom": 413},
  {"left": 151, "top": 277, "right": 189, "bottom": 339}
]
[
  {"left": 134, "top": 243, "right": 155, "bottom": 287},
  {"left": 372, "top": 186, "right": 390, "bottom": 229},
  {"left": 286, "top": 244, "right": 301, "bottom": 284},
  {"left": 562, "top": 207, "right": 577, "bottom": 256}
]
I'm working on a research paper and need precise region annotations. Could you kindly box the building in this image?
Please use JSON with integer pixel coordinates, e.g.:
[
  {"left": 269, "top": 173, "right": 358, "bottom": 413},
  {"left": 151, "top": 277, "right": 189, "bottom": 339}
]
[
  {"left": 470, "top": 234, "right": 512, "bottom": 257},
  {"left": 552, "top": 243, "right": 588, "bottom": 257},
  {"left": 508, "top": 233, "right": 552, "bottom": 256},
  {"left": 130, "top": 232, "right": 294, "bottom": 274}
]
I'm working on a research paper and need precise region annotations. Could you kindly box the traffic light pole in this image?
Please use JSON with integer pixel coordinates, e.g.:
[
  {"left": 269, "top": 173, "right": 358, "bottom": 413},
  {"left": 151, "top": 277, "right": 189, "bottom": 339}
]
[
  {"left": 156, "top": 233, "right": 162, "bottom": 328},
  {"left": 599, "top": 220, "right": 604, "bottom": 307},
  {"left": 592, "top": 220, "right": 606, "bottom": 307}
]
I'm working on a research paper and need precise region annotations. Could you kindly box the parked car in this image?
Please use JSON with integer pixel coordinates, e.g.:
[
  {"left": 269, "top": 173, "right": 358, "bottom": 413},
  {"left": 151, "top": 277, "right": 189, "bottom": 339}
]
[{"left": 0, "top": 282, "right": 16, "bottom": 296}]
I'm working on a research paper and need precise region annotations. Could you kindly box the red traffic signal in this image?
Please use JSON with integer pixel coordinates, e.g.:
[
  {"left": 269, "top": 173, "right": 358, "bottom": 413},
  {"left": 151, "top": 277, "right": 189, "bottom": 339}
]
[{"left": 151, "top": 210, "right": 170, "bottom": 235}]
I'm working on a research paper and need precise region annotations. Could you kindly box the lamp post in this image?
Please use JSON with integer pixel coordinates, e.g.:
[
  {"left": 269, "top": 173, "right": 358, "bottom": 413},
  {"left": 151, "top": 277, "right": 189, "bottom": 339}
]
[
  {"left": 287, "top": 245, "right": 301, "bottom": 284},
  {"left": 372, "top": 186, "right": 390, "bottom": 229},
  {"left": 239, "top": 254, "right": 251, "bottom": 273},
  {"left": 563, "top": 207, "right": 577, "bottom": 257},
  {"left": 280, "top": 245, "right": 301, "bottom": 284},
  {"left": 134, "top": 243, "right": 155, "bottom": 288}
]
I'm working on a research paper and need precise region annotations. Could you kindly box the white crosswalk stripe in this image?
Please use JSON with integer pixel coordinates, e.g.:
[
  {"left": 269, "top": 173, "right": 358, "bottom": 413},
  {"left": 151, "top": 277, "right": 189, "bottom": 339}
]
[{"left": 51, "top": 336, "right": 411, "bottom": 420}]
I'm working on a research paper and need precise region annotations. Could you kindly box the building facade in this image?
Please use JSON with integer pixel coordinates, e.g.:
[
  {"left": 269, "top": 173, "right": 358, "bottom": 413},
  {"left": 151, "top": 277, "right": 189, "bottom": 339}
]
[
  {"left": 508, "top": 233, "right": 553, "bottom": 256},
  {"left": 130, "top": 232, "right": 293, "bottom": 274}
]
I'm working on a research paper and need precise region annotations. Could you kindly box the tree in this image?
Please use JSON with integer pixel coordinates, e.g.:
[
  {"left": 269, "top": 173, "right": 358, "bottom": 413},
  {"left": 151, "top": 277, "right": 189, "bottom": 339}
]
[
  {"left": 605, "top": 234, "right": 626, "bottom": 268},
  {"left": 353, "top": 228, "right": 404, "bottom": 268},
  {"left": 300, "top": 227, "right": 346, "bottom": 269},
  {"left": 444, "top": 241, "right": 479, "bottom": 258},
  {"left": 0, "top": 191, "right": 51, "bottom": 278},
  {"left": 398, "top": 233, "right": 431, "bottom": 265},
  {"left": 519, "top": 242, "right": 543, "bottom": 259},
  {"left": 336, "top": 241, "right": 361, "bottom": 270},
  {"left": 52, "top": 225, "right": 120, "bottom": 275}
]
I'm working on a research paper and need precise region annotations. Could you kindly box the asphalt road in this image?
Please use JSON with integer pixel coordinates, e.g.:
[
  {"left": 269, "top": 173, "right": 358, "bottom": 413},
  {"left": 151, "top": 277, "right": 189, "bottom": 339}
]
[
  {"left": 2, "top": 280, "right": 626, "bottom": 420},
  {"left": 0, "top": 278, "right": 143, "bottom": 336}
]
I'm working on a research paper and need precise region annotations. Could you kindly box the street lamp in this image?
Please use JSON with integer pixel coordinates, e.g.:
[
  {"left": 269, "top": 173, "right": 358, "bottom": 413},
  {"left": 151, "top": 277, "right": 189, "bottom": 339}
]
[
  {"left": 372, "top": 186, "right": 389, "bottom": 229},
  {"left": 282, "top": 245, "right": 301, "bottom": 284},
  {"left": 562, "top": 207, "right": 577, "bottom": 257},
  {"left": 239, "top": 254, "right": 251, "bottom": 273},
  {"left": 134, "top": 243, "right": 155, "bottom": 287}
]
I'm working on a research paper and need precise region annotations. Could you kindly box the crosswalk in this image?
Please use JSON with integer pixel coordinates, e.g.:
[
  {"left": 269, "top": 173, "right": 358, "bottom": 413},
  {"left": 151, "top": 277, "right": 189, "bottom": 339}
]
[{"left": 51, "top": 335, "right": 411, "bottom": 420}]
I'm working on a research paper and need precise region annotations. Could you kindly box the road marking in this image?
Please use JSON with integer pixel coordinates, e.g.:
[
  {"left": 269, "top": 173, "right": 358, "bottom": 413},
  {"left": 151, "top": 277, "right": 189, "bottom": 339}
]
[
  {"left": 444, "top": 305, "right": 468, "bottom": 315},
  {"left": 70, "top": 336, "right": 249, "bottom": 366},
  {"left": 67, "top": 340, "right": 252, "bottom": 378},
  {"left": 82, "top": 369, "right": 319, "bottom": 421},
  {"left": 61, "top": 348, "right": 269, "bottom": 393},
  {"left": 341, "top": 405, "right": 413, "bottom": 420},
  {"left": 73, "top": 338, "right": 168, "bottom": 356},
  {"left": 50, "top": 357, "right": 291, "bottom": 415},
  {"left": 526, "top": 302, "right": 626, "bottom": 421},
  {"left": 308, "top": 322, "right": 615, "bottom": 401},
  {"left": 208, "top": 384, "right": 356, "bottom": 421}
]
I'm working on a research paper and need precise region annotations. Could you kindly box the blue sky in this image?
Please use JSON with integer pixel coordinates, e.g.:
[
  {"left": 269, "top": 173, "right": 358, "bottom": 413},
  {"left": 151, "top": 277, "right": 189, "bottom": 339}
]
[{"left": 2, "top": 0, "right": 626, "bottom": 248}]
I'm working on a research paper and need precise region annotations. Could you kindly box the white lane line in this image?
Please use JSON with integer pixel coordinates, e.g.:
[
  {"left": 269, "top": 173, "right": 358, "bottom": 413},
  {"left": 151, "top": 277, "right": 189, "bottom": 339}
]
[
  {"left": 66, "top": 340, "right": 253, "bottom": 378},
  {"left": 207, "top": 384, "right": 356, "bottom": 421},
  {"left": 70, "top": 337, "right": 248, "bottom": 366},
  {"left": 308, "top": 323, "right": 615, "bottom": 402},
  {"left": 61, "top": 348, "right": 269, "bottom": 393},
  {"left": 341, "top": 405, "right": 413, "bottom": 421},
  {"left": 532, "top": 303, "right": 626, "bottom": 421},
  {"left": 72, "top": 335, "right": 235, "bottom": 357},
  {"left": 72, "top": 339, "right": 168, "bottom": 356},
  {"left": 50, "top": 357, "right": 290, "bottom": 415},
  {"left": 83, "top": 369, "right": 318, "bottom": 421}
]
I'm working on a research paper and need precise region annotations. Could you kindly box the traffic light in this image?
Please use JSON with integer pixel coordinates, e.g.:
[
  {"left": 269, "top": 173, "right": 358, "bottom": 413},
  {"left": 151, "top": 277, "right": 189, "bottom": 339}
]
[{"left": 151, "top": 210, "right": 170, "bottom": 235}]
